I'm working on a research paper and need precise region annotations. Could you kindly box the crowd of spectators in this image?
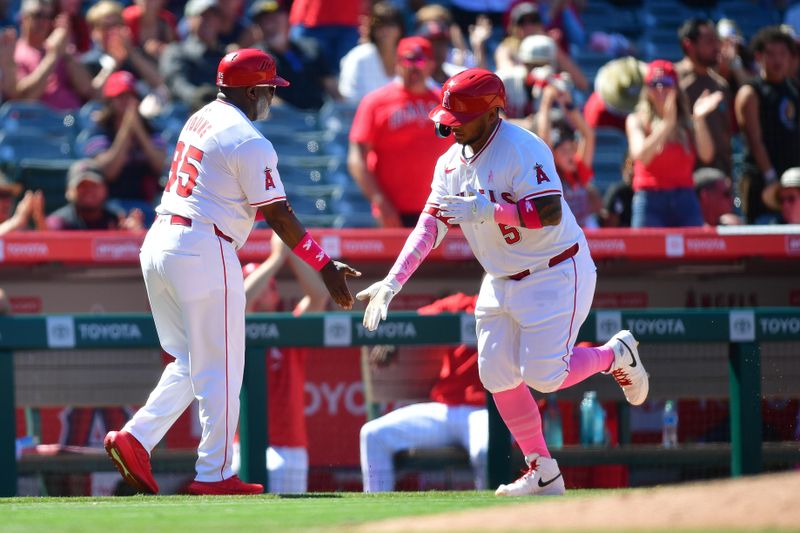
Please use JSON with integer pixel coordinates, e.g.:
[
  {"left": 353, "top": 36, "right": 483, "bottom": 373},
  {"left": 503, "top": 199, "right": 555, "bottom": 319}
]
[{"left": 0, "top": 0, "right": 798, "bottom": 231}]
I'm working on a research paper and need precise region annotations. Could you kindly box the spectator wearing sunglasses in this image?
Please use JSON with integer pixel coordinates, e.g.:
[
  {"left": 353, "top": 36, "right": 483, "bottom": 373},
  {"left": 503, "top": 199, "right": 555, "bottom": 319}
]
[
  {"left": 625, "top": 60, "right": 722, "bottom": 228},
  {"left": 693, "top": 167, "right": 742, "bottom": 226},
  {"left": 763, "top": 167, "right": 800, "bottom": 224}
]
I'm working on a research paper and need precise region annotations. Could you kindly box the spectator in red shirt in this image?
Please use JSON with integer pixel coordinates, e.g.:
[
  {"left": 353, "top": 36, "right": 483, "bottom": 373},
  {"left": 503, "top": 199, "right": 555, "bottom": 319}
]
[
  {"left": 13, "top": 0, "right": 94, "bottom": 110},
  {"left": 626, "top": 59, "right": 721, "bottom": 227},
  {"left": 57, "top": 0, "right": 91, "bottom": 53},
  {"left": 288, "top": 0, "right": 362, "bottom": 75},
  {"left": 122, "top": 0, "right": 178, "bottom": 60},
  {"left": 231, "top": 231, "right": 330, "bottom": 493},
  {"left": 348, "top": 36, "right": 452, "bottom": 227},
  {"left": 359, "top": 293, "right": 487, "bottom": 492}
]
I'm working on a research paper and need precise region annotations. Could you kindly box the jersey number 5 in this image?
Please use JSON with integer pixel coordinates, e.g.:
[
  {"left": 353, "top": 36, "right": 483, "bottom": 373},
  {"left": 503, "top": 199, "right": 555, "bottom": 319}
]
[
  {"left": 166, "top": 141, "right": 204, "bottom": 198},
  {"left": 499, "top": 223, "right": 521, "bottom": 244}
]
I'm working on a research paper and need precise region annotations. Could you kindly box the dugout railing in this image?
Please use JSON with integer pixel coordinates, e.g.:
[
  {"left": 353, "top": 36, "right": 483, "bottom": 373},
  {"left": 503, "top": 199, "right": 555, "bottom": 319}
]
[{"left": 2, "top": 308, "right": 800, "bottom": 496}]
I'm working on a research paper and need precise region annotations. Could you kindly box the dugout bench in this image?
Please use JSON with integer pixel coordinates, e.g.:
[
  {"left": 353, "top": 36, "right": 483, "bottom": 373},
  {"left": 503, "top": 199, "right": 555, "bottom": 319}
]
[{"left": 3, "top": 308, "right": 800, "bottom": 496}]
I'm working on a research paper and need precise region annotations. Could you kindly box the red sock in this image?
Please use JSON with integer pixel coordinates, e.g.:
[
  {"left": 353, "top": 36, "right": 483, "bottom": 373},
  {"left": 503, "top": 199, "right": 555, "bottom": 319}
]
[
  {"left": 492, "top": 382, "right": 549, "bottom": 458},
  {"left": 558, "top": 345, "right": 614, "bottom": 390}
]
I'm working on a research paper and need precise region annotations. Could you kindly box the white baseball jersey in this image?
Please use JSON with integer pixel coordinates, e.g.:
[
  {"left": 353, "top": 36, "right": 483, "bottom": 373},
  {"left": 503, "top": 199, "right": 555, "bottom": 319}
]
[
  {"left": 425, "top": 119, "right": 586, "bottom": 278},
  {"left": 157, "top": 99, "right": 287, "bottom": 249}
]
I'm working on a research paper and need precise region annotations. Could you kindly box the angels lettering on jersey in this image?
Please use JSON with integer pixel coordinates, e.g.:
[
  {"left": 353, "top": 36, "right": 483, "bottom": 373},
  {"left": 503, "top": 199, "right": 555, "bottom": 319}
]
[
  {"left": 389, "top": 101, "right": 435, "bottom": 129},
  {"left": 424, "top": 119, "right": 585, "bottom": 279}
]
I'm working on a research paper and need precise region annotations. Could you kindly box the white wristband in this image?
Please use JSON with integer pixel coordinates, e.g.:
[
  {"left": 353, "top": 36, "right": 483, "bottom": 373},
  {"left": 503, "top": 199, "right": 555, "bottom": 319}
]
[{"left": 764, "top": 168, "right": 777, "bottom": 183}]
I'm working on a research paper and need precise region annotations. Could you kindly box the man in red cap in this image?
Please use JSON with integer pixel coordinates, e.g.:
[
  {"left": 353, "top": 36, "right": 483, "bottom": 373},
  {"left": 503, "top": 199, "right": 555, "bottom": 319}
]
[
  {"left": 358, "top": 68, "right": 650, "bottom": 497},
  {"left": 104, "top": 49, "right": 360, "bottom": 496},
  {"left": 348, "top": 36, "right": 453, "bottom": 227}
]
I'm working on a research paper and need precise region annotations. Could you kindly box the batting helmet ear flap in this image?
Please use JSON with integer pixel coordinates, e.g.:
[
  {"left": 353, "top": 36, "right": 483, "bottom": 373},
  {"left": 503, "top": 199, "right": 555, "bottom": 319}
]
[{"left": 435, "top": 122, "right": 452, "bottom": 138}]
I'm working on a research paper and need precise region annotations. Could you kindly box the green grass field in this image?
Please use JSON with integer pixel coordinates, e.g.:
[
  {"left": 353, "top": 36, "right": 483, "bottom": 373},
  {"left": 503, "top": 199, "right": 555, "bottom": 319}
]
[
  {"left": 0, "top": 492, "right": 527, "bottom": 533},
  {"left": 1, "top": 489, "right": 795, "bottom": 533}
]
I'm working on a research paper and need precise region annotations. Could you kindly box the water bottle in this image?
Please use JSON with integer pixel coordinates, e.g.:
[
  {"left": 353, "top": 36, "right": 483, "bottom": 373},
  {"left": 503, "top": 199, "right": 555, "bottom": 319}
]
[
  {"left": 662, "top": 400, "right": 679, "bottom": 448},
  {"left": 543, "top": 393, "right": 564, "bottom": 449},
  {"left": 580, "top": 391, "right": 598, "bottom": 446},
  {"left": 592, "top": 399, "right": 607, "bottom": 446}
]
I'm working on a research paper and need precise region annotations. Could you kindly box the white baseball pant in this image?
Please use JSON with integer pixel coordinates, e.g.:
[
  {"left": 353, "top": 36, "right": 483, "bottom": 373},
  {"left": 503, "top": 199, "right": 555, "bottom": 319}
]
[
  {"left": 360, "top": 402, "right": 488, "bottom": 492},
  {"left": 124, "top": 216, "right": 245, "bottom": 482},
  {"left": 475, "top": 245, "right": 597, "bottom": 394}
]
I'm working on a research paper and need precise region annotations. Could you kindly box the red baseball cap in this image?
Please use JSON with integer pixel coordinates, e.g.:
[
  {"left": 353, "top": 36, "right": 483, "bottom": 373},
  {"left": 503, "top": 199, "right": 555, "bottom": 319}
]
[
  {"left": 396, "top": 36, "right": 433, "bottom": 67},
  {"left": 644, "top": 59, "right": 677, "bottom": 87},
  {"left": 103, "top": 70, "right": 137, "bottom": 98}
]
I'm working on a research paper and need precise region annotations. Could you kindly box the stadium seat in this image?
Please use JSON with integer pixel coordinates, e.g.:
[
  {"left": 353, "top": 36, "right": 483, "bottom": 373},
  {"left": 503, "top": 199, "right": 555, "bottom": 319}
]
[
  {"left": 319, "top": 100, "right": 359, "bottom": 135},
  {"left": 258, "top": 104, "right": 319, "bottom": 137},
  {"left": 0, "top": 101, "right": 78, "bottom": 139},
  {"left": 575, "top": 50, "right": 612, "bottom": 87},
  {"left": 13, "top": 158, "right": 75, "bottom": 215},
  {"left": 0, "top": 132, "right": 73, "bottom": 171},
  {"left": 333, "top": 211, "right": 376, "bottom": 228}
]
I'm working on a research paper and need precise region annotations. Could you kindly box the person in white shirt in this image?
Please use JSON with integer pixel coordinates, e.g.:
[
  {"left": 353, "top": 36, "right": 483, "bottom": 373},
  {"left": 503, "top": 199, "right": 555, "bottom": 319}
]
[
  {"left": 358, "top": 68, "right": 649, "bottom": 497},
  {"left": 104, "top": 48, "right": 360, "bottom": 496},
  {"left": 338, "top": 1, "right": 403, "bottom": 102}
]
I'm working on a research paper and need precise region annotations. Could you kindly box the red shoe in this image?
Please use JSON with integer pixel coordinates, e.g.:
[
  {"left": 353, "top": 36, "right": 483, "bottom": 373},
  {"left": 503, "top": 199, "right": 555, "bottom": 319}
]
[
  {"left": 104, "top": 431, "right": 159, "bottom": 494},
  {"left": 187, "top": 475, "right": 264, "bottom": 495}
]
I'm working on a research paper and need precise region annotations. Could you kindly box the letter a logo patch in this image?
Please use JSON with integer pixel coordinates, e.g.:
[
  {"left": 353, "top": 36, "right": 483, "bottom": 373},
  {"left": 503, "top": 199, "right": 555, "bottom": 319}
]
[
  {"left": 265, "top": 166, "right": 276, "bottom": 190},
  {"left": 534, "top": 164, "right": 551, "bottom": 185}
]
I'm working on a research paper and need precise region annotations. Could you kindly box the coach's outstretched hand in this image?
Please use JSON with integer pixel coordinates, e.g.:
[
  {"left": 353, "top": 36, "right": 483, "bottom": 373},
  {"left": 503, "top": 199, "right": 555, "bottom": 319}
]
[
  {"left": 321, "top": 260, "right": 361, "bottom": 309},
  {"left": 356, "top": 278, "right": 402, "bottom": 331}
]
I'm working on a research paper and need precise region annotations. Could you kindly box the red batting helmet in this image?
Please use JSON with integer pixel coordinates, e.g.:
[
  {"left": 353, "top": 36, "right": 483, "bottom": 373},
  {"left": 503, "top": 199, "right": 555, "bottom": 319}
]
[
  {"left": 429, "top": 68, "right": 506, "bottom": 127},
  {"left": 216, "top": 48, "right": 290, "bottom": 88}
]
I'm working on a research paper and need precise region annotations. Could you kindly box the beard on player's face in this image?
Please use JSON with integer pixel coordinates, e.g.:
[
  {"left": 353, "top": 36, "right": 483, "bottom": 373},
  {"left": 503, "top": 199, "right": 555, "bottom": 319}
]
[
  {"left": 454, "top": 111, "right": 494, "bottom": 147},
  {"left": 256, "top": 92, "right": 270, "bottom": 120}
]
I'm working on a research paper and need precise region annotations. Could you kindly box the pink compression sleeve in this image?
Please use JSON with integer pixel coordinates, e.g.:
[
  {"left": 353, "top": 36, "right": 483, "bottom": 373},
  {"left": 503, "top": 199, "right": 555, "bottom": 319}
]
[
  {"left": 387, "top": 212, "right": 439, "bottom": 286},
  {"left": 493, "top": 203, "right": 521, "bottom": 226}
]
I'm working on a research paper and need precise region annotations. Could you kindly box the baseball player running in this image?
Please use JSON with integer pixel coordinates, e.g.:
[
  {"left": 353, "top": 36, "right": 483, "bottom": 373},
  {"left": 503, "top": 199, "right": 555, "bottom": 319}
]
[
  {"left": 104, "top": 49, "right": 360, "bottom": 496},
  {"left": 357, "top": 68, "right": 649, "bottom": 496}
]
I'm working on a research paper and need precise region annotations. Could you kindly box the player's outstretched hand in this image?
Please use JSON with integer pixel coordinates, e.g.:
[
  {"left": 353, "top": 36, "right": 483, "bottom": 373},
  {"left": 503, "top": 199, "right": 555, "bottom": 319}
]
[
  {"left": 356, "top": 279, "right": 401, "bottom": 331},
  {"left": 321, "top": 260, "right": 361, "bottom": 310},
  {"left": 440, "top": 184, "right": 494, "bottom": 224}
]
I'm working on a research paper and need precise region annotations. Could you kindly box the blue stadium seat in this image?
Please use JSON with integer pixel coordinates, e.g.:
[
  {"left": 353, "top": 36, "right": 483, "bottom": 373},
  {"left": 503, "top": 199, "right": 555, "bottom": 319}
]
[
  {"left": 0, "top": 132, "right": 73, "bottom": 169},
  {"left": 257, "top": 104, "right": 319, "bottom": 137},
  {"left": 319, "top": 100, "right": 359, "bottom": 135},
  {"left": 0, "top": 101, "right": 78, "bottom": 139},
  {"left": 12, "top": 158, "right": 75, "bottom": 215},
  {"left": 333, "top": 211, "right": 377, "bottom": 228}
]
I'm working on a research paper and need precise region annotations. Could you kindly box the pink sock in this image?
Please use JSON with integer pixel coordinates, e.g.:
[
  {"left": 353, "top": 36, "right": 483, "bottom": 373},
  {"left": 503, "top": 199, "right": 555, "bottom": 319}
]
[
  {"left": 492, "top": 382, "right": 549, "bottom": 459},
  {"left": 558, "top": 346, "right": 614, "bottom": 390}
]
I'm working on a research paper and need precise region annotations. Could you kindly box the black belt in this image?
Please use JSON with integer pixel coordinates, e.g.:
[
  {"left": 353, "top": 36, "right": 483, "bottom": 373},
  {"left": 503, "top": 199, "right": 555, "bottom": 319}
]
[{"left": 507, "top": 243, "right": 580, "bottom": 281}]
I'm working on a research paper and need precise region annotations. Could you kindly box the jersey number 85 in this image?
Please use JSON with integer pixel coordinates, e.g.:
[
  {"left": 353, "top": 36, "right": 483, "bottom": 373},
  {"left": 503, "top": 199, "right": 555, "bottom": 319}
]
[{"left": 166, "top": 141, "right": 205, "bottom": 198}]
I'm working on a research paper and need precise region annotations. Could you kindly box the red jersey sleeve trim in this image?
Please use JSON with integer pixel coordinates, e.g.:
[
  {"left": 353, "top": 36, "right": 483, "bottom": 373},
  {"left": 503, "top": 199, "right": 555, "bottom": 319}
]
[
  {"left": 521, "top": 189, "right": 562, "bottom": 201},
  {"left": 250, "top": 196, "right": 287, "bottom": 207}
]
